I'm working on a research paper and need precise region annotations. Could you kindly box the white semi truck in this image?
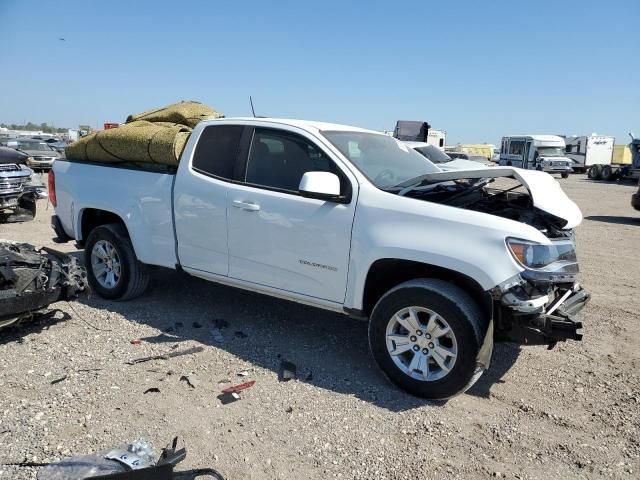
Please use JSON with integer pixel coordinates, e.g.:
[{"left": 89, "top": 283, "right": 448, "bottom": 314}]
[{"left": 564, "top": 135, "right": 615, "bottom": 174}]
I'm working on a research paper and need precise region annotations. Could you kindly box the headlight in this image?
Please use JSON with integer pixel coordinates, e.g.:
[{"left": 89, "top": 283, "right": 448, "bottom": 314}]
[{"left": 507, "top": 238, "right": 578, "bottom": 274}]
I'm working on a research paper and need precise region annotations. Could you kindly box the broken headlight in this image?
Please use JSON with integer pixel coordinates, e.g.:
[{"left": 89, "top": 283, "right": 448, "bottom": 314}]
[{"left": 506, "top": 237, "right": 578, "bottom": 281}]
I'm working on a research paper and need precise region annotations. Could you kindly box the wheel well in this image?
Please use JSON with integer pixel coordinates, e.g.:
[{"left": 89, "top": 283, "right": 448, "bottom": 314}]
[
  {"left": 80, "top": 208, "right": 127, "bottom": 242},
  {"left": 362, "top": 259, "right": 491, "bottom": 318}
]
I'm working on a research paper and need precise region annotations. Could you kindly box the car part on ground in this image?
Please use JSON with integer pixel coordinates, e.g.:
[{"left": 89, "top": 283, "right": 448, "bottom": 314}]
[
  {"left": 0, "top": 241, "right": 88, "bottom": 329},
  {"left": 36, "top": 437, "right": 225, "bottom": 480}
]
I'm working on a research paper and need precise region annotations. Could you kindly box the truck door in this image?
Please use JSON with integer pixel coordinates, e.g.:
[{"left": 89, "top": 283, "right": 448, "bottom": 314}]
[
  {"left": 173, "top": 125, "right": 246, "bottom": 276},
  {"left": 225, "top": 127, "right": 357, "bottom": 303}
]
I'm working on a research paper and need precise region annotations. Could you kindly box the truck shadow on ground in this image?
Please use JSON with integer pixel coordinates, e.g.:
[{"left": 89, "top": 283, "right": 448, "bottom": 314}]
[
  {"left": 79, "top": 267, "right": 519, "bottom": 411},
  {"left": 584, "top": 215, "right": 640, "bottom": 226}
]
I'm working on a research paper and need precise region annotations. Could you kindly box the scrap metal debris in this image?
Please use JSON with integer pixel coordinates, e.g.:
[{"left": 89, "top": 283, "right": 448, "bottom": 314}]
[
  {"left": 143, "top": 387, "right": 161, "bottom": 394},
  {"left": 0, "top": 241, "right": 88, "bottom": 330},
  {"left": 217, "top": 392, "right": 241, "bottom": 405},
  {"left": 50, "top": 375, "right": 67, "bottom": 385},
  {"left": 127, "top": 346, "right": 204, "bottom": 365},
  {"left": 221, "top": 380, "right": 255, "bottom": 394},
  {"left": 179, "top": 375, "right": 200, "bottom": 389}
]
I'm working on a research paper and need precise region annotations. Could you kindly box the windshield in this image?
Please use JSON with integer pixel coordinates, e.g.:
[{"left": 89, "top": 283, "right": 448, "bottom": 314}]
[
  {"left": 536, "top": 146, "right": 564, "bottom": 157},
  {"left": 18, "top": 141, "right": 51, "bottom": 151},
  {"left": 413, "top": 144, "right": 452, "bottom": 164},
  {"left": 322, "top": 131, "right": 440, "bottom": 188}
]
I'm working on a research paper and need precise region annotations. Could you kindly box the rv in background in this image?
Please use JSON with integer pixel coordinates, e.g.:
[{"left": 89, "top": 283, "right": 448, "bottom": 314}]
[
  {"left": 392, "top": 121, "right": 446, "bottom": 151},
  {"left": 499, "top": 135, "right": 573, "bottom": 177},
  {"left": 564, "top": 135, "right": 614, "bottom": 173},
  {"left": 427, "top": 129, "right": 446, "bottom": 151}
]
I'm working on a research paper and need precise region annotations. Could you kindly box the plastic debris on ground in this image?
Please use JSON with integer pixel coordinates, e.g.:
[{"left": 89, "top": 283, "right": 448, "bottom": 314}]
[{"left": 35, "top": 437, "right": 225, "bottom": 479}]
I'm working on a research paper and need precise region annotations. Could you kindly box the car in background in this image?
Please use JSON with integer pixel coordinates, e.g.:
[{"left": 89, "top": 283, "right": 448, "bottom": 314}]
[
  {"left": 405, "top": 142, "right": 489, "bottom": 171},
  {"left": 1, "top": 138, "right": 60, "bottom": 170}
]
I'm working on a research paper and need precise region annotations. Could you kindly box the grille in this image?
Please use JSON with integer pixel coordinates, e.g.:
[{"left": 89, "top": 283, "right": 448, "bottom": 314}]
[
  {"left": 0, "top": 164, "right": 21, "bottom": 172},
  {"left": 0, "top": 180, "right": 25, "bottom": 192}
]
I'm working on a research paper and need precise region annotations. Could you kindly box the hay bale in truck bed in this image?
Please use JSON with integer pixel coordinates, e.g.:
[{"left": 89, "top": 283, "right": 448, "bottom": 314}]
[
  {"left": 65, "top": 121, "right": 192, "bottom": 166},
  {"left": 125, "top": 100, "right": 223, "bottom": 128}
]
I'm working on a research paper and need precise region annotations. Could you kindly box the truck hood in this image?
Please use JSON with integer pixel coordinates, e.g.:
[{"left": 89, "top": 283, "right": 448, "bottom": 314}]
[{"left": 418, "top": 167, "right": 583, "bottom": 229}]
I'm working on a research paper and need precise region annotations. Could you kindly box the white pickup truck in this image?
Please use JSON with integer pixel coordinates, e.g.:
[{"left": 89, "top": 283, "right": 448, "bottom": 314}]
[{"left": 50, "top": 118, "right": 590, "bottom": 399}]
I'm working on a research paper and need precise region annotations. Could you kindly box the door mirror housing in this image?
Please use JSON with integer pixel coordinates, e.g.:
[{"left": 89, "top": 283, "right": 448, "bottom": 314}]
[{"left": 299, "top": 171, "right": 342, "bottom": 202}]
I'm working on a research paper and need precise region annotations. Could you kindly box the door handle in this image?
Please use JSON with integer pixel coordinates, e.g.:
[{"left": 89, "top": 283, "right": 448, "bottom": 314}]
[{"left": 232, "top": 200, "right": 260, "bottom": 212}]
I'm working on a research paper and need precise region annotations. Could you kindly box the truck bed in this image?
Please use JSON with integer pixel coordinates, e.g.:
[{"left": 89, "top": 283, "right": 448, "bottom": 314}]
[{"left": 53, "top": 160, "right": 178, "bottom": 268}]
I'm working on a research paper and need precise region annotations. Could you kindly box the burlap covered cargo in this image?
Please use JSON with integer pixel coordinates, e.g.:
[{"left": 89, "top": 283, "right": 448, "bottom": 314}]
[
  {"left": 65, "top": 121, "right": 192, "bottom": 166},
  {"left": 65, "top": 101, "right": 223, "bottom": 167},
  {"left": 125, "top": 101, "right": 223, "bottom": 128}
]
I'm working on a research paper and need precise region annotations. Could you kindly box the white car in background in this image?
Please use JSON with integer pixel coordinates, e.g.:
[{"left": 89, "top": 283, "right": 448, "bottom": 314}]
[{"left": 404, "top": 141, "right": 490, "bottom": 171}]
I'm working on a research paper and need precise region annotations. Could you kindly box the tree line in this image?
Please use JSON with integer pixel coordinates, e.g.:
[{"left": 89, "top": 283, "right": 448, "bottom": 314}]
[{"left": 0, "top": 122, "right": 68, "bottom": 134}]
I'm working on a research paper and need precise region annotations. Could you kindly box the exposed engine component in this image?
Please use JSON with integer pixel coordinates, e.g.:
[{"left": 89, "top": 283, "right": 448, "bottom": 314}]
[{"left": 0, "top": 241, "right": 88, "bottom": 329}]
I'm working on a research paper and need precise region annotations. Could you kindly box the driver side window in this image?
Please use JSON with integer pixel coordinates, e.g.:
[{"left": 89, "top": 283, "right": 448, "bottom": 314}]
[{"left": 245, "top": 129, "right": 340, "bottom": 193}]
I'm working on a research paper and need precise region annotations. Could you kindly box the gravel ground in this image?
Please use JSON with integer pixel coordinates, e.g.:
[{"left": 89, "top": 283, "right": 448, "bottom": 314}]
[{"left": 0, "top": 175, "right": 638, "bottom": 479}]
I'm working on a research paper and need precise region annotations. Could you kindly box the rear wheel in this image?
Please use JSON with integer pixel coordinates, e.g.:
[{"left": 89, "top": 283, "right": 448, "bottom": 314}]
[
  {"left": 368, "top": 279, "right": 488, "bottom": 399},
  {"left": 588, "top": 164, "right": 602, "bottom": 180},
  {"left": 600, "top": 165, "right": 613, "bottom": 181},
  {"left": 84, "top": 223, "right": 149, "bottom": 300}
]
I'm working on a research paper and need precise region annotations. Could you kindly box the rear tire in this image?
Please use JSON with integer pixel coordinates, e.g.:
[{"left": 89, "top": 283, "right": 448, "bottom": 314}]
[
  {"left": 84, "top": 223, "right": 149, "bottom": 300},
  {"left": 600, "top": 165, "right": 613, "bottom": 181},
  {"left": 588, "top": 165, "right": 602, "bottom": 180},
  {"left": 368, "top": 279, "right": 488, "bottom": 399}
]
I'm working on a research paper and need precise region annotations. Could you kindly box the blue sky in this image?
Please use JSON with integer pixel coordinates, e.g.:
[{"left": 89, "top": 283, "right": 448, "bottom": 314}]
[{"left": 0, "top": 0, "right": 637, "bottom": 144}]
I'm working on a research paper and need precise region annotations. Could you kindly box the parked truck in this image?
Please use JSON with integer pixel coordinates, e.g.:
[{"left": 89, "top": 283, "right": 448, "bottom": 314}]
[
  {"left": 50, "top": 118, "right": 589, "bottom": 399},
  {"left": 586, "top": 134, "right": 640, "bottom": 182},
  {"left": 0, "top": 146, "right": 46, "bottom": 222}
]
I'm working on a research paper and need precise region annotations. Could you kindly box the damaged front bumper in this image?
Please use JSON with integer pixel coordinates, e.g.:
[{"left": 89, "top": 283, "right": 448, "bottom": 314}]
[{"left": 495, "top": 281, "right": 590, "bottom": 346}]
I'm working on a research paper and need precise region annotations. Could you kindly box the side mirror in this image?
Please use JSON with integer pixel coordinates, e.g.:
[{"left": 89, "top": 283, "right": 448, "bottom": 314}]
[{"left": 299, "top": 171, "right": 342, "bottom": 201}]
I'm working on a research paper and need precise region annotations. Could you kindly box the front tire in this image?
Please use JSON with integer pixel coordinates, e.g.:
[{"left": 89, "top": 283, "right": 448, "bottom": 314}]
[
  {"left": 84, "top": 223, "right": 149, "bottom": 300},
  {"left": 368, "top": 279, "right": 488, "bottom": 399}
]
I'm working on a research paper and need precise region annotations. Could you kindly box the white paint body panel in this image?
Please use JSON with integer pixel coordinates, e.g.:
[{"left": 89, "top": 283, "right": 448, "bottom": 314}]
[
  {"left": 52, "top": 161, "right": 177, "bottom": 268},
  {"left": 52, "top": 118, "right": 583, "bottom": 314}
]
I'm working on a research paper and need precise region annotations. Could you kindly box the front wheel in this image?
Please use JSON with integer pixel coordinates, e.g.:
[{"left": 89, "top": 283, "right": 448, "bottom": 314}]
[
  {"left": 84, "top": 223, "right": 150, "bottom": 300},
  {"left": 368, "top": 279, "right": 488, "bottom": 399}
]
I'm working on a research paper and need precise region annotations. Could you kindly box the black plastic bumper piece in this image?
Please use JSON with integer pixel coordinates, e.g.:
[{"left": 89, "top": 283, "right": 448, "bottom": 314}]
[{"left": 501, "top": 287, "right": 589, "bottom": 346}]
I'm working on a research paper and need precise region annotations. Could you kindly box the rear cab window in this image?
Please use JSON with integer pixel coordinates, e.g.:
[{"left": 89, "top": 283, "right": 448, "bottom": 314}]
[{"left": 192, "top": 125, "right": 244, "bottom": 180}]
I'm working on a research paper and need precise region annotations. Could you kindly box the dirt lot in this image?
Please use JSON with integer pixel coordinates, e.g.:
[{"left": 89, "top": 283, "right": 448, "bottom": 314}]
[{"left": 1, "top": 175, "right": 638, "bottom": 479}]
